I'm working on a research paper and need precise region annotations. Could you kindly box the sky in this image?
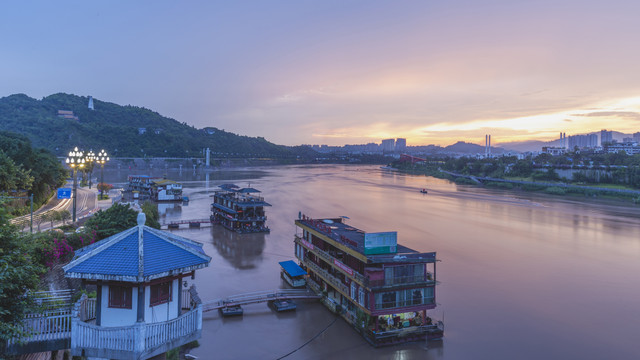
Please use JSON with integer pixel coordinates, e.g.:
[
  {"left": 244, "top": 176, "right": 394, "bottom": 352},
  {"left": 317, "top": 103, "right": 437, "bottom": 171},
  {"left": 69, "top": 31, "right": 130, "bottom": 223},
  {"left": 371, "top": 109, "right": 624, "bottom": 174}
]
[{"left": 2, "top": 1, "right": 640, "bottom": 147}]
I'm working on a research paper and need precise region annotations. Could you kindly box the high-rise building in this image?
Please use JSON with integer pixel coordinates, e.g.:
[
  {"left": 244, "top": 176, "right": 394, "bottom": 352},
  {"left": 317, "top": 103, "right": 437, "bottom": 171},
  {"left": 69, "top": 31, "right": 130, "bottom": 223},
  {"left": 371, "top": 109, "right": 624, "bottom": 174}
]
[
  {"left": 395, "top": 138, "right": 407, "bottom": 152},
  {"left": 633, "top": 132, "right": 640, "bottom": 143},
  {"left": 600, "top": 129, "right": 613, "bottom": 145},
  {"left": 88, "top": 96, "right": 94, "bottom": 110},
  {"left": 381, "top": 138, "right": 395, "bottom": 152}
]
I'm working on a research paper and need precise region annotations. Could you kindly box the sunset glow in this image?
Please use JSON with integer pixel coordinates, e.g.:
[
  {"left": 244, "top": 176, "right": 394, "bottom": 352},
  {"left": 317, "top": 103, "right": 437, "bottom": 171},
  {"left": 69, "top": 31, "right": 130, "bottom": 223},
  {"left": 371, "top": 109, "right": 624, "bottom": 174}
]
[{"left": 2, "top": 1, "right": 640, "bottom": 147}]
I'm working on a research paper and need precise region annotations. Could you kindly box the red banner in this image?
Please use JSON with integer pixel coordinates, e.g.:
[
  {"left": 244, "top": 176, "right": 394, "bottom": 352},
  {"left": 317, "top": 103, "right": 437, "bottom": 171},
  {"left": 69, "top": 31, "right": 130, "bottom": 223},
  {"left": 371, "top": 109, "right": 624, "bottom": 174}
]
[{"left": 333, "top": 259, "right": 354, "bottom": 276}]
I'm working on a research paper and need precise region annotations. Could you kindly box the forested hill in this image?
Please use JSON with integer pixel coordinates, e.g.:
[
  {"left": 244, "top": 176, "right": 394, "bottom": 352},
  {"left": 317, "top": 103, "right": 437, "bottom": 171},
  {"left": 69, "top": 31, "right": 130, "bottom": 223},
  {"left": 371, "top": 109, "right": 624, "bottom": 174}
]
[{"left": 0, "top": 93, "right": 316, "bottom": 158}]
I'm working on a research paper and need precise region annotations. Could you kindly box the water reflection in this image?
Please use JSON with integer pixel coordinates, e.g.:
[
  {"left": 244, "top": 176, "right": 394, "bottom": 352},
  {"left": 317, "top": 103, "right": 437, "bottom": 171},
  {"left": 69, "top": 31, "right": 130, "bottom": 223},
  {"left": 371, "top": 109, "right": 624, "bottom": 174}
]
[
  {"left": 210, "top": 225, "right": 266, "bottom": 269},
  {"left": 157, "top": 202, "right": 181, "bottom": 217}
]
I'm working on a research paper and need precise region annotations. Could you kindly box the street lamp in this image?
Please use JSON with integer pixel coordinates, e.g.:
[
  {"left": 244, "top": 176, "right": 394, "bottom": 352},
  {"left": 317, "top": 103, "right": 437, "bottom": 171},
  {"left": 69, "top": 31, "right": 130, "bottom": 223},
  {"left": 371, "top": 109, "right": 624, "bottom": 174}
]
[
  {"left": 66, "top": 147, "right": 85, "bottom": 223},
  {"left": 96, "top": 149, "right": 110, "bottom": 200},
  {"left": 85, "top": 150, "right": 95, "bottom": 189}
]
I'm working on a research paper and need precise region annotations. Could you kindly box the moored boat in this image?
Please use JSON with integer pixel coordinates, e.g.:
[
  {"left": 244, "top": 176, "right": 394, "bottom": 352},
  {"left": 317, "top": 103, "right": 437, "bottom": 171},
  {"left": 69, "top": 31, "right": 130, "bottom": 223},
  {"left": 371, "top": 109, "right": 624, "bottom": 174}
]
[
  {"left": 279, "top": 260, "right": 307, "bottom": 288},
  {"left": 293, "top": 214, "right": 444, "bottom": 346}
]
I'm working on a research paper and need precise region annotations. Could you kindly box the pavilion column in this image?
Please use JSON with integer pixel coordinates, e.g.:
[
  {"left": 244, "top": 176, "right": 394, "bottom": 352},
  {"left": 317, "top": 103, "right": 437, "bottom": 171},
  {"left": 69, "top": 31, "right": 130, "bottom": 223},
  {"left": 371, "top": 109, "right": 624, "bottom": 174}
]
[
  {"left": 178, "top": 278, "right": 183, "bottom": 311},
  {"left": 137, "top": 285, "right": 145, "bottom": 322},
  {"left": 96, "top": 281, "right": 102, "bottom": 326}
]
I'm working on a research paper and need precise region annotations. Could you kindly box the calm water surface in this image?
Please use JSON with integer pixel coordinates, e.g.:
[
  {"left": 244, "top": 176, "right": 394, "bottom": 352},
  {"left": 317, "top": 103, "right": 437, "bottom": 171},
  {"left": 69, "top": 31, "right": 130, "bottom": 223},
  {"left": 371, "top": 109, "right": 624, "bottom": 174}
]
[{"left": 107, "top": 165, "right": 640, "bottom": 360}]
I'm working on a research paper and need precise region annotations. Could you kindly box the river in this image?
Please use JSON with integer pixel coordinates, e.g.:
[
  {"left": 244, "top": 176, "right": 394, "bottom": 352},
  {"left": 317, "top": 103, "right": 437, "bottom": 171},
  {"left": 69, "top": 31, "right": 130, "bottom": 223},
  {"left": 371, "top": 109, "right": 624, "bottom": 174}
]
[{"left": 105, "top": 164, "right": 640, "bottom": 360}]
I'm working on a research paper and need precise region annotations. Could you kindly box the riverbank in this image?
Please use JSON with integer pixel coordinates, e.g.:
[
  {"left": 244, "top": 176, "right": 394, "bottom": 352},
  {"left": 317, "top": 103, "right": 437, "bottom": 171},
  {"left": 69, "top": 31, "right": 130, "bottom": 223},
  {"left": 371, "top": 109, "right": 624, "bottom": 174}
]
[{"left": 395, "top": 166, "right": 640, "bottom": 204}]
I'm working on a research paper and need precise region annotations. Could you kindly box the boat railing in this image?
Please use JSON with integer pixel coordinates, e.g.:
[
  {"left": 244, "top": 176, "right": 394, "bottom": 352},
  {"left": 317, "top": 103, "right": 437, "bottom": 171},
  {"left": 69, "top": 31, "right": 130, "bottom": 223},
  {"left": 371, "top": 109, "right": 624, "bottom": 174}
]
[
  {"left": 295, "top": 236, "right": 367, "bottom": 285},
  {"left": 305, "top": 261, "right": 350, "bottom": 295},
  {"left": 366, "top": 274, "right": 435, "bottom": 288},
  {"left": 375, "top": 296, "right": 435, "bottom": 310}
]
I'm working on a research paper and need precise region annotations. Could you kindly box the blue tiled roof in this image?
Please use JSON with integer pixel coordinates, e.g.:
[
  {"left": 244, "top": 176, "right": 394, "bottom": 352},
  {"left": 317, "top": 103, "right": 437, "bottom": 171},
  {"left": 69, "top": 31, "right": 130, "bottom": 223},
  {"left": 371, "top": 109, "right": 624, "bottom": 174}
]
[
  {"left": 67, "top": 231, "right": 139, "bottom": 277},
  {"left": 64, "top": 225, "right": 211, "bottom": 282},
  {"left": 143, "top": 231, "right": 208, "bottom": 276}
]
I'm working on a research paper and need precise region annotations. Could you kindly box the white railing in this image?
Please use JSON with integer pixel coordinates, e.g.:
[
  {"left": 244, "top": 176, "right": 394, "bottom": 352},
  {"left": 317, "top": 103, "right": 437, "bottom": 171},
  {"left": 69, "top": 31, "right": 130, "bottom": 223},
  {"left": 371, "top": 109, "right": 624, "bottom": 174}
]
[
  {"left": 73, "top": 321, "right": 136, "bottom": 352},
  {"left": 7, "top": 313, "right": 71, "bottom": 347},
  {"left": 71, "top": 305, "right": 202, "bottom": 357},
  {"left": 181, "top": 288, "right": 191, "bottom": 309},
  {"left": 145, "top": 307, "right": 200, "bottom": 349},
  {"left": 79, "top": 298, "right": 97, "bottom": 321}
]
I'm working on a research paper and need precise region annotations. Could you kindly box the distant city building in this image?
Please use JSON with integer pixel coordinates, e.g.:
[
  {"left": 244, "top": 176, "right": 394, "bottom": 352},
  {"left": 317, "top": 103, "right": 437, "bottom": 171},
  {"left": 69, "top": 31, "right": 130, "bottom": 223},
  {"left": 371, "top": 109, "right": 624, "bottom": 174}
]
[
  {"left": 138, "top": 127, "right": 147, "bottom": 135},
  {"left": 203, "top": 127, "right": 216, "bottom": 135},
  {"left": 541, "top": 146, "right": 567, "bottom": 156},
  {"left": 633, "top": 132, "right": 640, "bottom": 143},
  {"left": 605, "top": 142, "right": 640, "bottom": 155},
  {"left": 381, "top": 138, "right": 395, "bottom": 152},
  {"left": 395, "top": 138, "right": 407, "bottom": 151},
  {"left": 154, "top": 128, "right": 163, "bottom": 135},
  {"left": 623, "top": 137, "right": 633, "bottom": 143},
  {"left": 568, "top": 134, "right": 598, "bottom": 149},
  {"left": 57, "top": 110, "right": 79, "bottom": 121},
  {"left": 600, "top": 129, "right": 613, "bottom": 145},
  {"left": 88, "top": 96, "right": 94, "bottom": 110}
]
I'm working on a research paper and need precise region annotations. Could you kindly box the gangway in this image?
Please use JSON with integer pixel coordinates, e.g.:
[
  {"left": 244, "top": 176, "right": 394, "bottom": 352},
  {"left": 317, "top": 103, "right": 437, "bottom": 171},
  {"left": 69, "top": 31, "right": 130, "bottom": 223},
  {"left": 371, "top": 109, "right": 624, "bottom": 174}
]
[
  {"left": 162, "top": 218, "right": 212, "bottom": 229},
  {"left": 202, "top": 289, "right": 321, "bottom": 312}
]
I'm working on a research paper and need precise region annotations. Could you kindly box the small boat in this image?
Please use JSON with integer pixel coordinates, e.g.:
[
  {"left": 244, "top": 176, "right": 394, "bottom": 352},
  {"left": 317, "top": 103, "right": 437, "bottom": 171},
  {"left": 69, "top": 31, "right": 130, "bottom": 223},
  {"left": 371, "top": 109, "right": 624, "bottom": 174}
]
[
  {"left": 219, "top": 305, "right": 243, "bottom": 317},
  {"left": 268, "top": 299, "right": 296, "bottom": 312},
  {"left": 420, "top": 189, "right": 428, "bottom": 194},
  {"left": 380, "top": 166, "right": 398, "bottom": 171},
  {"left": 279, "top": 260, "right": 307, "bottom": 288}
]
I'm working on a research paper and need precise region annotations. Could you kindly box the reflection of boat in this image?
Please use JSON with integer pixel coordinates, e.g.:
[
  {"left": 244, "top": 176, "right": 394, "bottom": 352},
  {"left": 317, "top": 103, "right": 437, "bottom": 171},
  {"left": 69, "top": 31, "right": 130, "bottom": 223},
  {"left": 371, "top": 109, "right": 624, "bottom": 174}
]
[
  {"left": 279, "top": 260, "right": 307, "bottom": 288},
  {"left": 420, "top": 189, "right": 428, "bottom": 194},
  {"left": 158, "top": 202, "right": 182, "bottom": 217},
  {"left": 210, "top": 226, "right": 265, "bottom": 269},
  {"left": 380, "top": 166, "right": 398, "bottom": 171}
]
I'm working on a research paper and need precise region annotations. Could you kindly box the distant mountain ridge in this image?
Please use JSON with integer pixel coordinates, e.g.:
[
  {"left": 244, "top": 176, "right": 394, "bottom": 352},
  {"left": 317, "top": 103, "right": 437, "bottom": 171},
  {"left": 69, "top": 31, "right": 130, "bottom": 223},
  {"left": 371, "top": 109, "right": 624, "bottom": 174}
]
[
  {"left": 443, "top": 141, "right": 505, "bottom": 154},
  {"left": 0, "top": 93, "right": 316, "bottom": 158}
]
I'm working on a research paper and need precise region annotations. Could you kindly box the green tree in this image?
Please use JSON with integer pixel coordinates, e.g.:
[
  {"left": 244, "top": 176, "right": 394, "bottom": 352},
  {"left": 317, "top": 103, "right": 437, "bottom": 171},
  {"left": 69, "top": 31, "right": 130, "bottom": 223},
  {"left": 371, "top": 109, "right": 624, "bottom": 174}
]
[
  {"left": 58, "top": 210, "right": 71, "bottom": 226},
  {"left": 0, "top": 204, "right": 43, "bottom": 342},
  {"left": 141, "top": 201, "right": 161, "bottom": 229},
  {"left": 85, "top": 203, "right": 138, "bottom": 240}
]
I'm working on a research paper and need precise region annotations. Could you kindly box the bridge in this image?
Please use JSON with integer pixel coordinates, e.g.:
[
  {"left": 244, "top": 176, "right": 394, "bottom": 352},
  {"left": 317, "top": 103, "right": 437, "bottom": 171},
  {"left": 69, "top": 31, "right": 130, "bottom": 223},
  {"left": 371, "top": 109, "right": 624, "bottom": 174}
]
[
  {"left": 4, "top": 288, "right": 320, "bottom": 357},
  {"left": 161, "top": 218, "right": 212, "bottom": 230},
  {"left": 202, "top": 289, "right": 321, "bottom": 312}
]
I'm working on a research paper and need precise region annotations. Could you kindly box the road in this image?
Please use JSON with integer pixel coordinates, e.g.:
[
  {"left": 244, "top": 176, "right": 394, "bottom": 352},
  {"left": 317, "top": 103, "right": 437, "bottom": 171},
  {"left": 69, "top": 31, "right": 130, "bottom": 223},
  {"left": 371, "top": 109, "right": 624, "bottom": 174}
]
[{"left": 11, "top": 186, "right": 100, "bottom": 232}]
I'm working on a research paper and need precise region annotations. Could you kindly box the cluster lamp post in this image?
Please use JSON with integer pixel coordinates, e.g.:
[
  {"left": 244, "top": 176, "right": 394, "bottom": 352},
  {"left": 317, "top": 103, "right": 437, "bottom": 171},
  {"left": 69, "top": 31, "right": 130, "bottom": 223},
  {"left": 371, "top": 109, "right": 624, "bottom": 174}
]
[
  {"left": 97, "top": 149, "right": 110, "bottom": 200},
  {"left": 85, "top": 150, "right": 95, "bottom": 189},
  {"left": 66, "top": 147, "right": 85, "bottom": 223}
]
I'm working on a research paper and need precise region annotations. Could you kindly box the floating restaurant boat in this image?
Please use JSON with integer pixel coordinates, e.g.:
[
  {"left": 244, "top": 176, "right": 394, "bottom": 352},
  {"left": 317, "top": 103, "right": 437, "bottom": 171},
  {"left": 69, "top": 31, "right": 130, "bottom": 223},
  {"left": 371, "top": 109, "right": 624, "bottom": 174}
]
[
  {"left": 127, "top": 175, "right": 183, "bottom": 201},
  {"left": 279, "top": 260, "right": 307, "bottom": 288},
  {"left": 294, "top": 214, "right": 443, "bottom": 346},
  {"left": 210, "top": 184, "right": 271, "bottom": 233}
]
